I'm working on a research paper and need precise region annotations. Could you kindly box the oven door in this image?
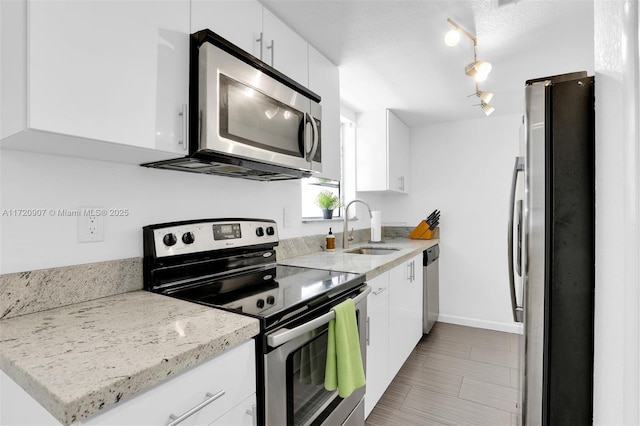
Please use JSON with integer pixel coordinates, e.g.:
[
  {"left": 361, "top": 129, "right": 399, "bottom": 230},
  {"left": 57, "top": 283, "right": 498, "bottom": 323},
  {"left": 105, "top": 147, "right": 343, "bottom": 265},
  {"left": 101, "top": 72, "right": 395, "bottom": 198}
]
[{"left": 264, "top": 285, "right": 370, "bottom": 426}]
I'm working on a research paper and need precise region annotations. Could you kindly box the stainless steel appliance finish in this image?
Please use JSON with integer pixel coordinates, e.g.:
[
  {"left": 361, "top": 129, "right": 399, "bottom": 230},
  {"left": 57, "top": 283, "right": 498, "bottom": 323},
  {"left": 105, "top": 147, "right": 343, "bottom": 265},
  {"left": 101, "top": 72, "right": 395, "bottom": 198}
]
[
  {"left": 264, "top": 285, "right": 369, "bottom": 426},
  {"left": 509, "top": 72, "right": 595, "bottom": 425},
  {"left": 142, "top": 30, "right": 322, "bottom": 181},
  {"left": 143, "top": 218, "right": 367, "bottom": 426},
  {"left": 508, "top": 156, "right": 525, "bottom": 323},
  {"left": 422, "top": 244, "right": 439, "bottom": 334}
]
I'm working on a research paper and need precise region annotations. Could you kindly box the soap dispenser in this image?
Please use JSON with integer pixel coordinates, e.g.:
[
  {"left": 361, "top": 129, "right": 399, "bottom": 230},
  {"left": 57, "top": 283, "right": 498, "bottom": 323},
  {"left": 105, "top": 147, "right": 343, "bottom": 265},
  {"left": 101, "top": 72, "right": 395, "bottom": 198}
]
[{"left": 326, "top": 228, "right": 336, "bottom": 251}]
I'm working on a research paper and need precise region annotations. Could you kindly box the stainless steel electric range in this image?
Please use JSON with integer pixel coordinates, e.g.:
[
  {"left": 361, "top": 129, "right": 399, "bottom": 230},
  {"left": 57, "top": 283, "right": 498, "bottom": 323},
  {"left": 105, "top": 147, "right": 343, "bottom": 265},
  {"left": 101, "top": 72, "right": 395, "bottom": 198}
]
[{"left": 143, "top": 218, "right": 369, "bottom": 426}]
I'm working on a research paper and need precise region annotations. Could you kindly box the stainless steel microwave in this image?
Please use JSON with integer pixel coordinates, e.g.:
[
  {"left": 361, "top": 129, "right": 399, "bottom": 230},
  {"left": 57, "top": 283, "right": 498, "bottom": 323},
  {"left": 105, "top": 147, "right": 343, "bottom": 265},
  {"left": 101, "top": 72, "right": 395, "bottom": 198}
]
[{"left": 143, "top": 30, "right": 322, "bottom": 181}]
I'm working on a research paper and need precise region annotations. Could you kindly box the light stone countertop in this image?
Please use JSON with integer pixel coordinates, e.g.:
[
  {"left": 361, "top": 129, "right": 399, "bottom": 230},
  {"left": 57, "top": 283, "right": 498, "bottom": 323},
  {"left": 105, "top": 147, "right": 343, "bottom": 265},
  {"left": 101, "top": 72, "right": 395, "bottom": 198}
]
[
  {"left": 0, "top": 291, "right": 259, "bottom": 425},
  {"left": 278, "top": 238, "right": 440, "bottom": 279}
]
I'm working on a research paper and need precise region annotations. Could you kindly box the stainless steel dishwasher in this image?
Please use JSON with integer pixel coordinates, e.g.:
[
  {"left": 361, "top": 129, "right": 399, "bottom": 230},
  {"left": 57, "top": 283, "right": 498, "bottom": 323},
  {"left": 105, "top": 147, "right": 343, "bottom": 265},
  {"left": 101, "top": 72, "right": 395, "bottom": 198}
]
[{"left": 423, "top": 244, "right": 440, "bottom": 334}]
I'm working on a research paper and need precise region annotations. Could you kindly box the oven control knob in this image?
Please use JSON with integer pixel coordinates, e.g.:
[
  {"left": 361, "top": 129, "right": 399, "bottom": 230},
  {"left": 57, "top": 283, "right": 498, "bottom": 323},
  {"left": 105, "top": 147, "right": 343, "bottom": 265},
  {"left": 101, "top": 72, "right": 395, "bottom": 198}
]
[
  {"left": 182, "top": 232, "right": 195, "bottom": 244},
  {"left": 266, "top": 295, "right": 275, "bottom": 305},
  {"left": 163, "top": 233, "right": 177, "bottom": 247},
  {"left": 266, "top": 226, "right": 275, "bottom": 236},
  {"left": 256, "top": 227, "right": 264, "bottom": 237},
  {"left": 256, "top": 299, "right": 265, "bottom": 308}
]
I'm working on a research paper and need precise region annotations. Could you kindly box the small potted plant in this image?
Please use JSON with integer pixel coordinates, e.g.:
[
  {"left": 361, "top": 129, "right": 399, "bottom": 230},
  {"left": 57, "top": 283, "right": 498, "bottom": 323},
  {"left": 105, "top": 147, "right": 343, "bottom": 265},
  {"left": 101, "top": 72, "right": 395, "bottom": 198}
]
[{"left": 315, "top": 190, "right": 342, "bottom": 219}]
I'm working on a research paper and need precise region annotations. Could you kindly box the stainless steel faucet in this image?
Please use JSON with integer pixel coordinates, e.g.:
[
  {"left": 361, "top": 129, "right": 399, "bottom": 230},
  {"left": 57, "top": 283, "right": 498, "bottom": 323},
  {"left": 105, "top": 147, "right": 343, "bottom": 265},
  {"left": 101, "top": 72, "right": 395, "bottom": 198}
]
[{"left": 343, "top": 199, "right": 373, "bottom": 249}]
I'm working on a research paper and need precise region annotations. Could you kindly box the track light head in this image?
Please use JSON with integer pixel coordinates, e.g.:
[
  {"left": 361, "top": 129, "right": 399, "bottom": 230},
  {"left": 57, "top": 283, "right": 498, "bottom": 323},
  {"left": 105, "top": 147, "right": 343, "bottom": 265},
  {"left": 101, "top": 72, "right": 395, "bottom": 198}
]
[
  {"left": 478, "top": 90, "right": 494, "bottom": 103},
  {"left": 480, "top": 101, "right": 495, "bottom": 116},
  {"left": 444, "top": 29, "right": 461, "bottom": 47},
  {"left": 465, "top": 60, "right": 492, "bottom": 82}
]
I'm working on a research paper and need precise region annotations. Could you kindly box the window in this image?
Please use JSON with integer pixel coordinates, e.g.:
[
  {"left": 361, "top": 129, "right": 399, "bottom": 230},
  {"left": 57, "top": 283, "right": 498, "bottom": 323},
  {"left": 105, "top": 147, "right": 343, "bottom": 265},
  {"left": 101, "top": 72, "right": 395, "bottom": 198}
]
[
  {"left": 301, "top": 116, "right": 356, "bottom": 220},
  {"left": 301, "top": 177, "right": 342, "bottom": 219}
]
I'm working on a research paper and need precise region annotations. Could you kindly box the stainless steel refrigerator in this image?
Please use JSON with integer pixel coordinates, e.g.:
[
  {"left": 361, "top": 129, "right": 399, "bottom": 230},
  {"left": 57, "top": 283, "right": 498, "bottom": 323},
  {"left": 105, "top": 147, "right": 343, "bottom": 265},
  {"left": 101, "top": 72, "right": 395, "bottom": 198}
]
[{"left": 508, "top": 72, "right": 595, "bottom": 425}]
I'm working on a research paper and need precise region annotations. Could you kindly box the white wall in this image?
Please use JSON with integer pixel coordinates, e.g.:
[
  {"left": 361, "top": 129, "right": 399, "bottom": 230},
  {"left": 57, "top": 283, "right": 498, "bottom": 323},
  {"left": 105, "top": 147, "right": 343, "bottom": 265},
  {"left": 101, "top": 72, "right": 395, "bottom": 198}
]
[
  {"left": 0, "top": 148, "right": 362, "bottom": 274},
  {"left": 593, "top": 1, "right": 640, "bottom": 424},
  {"left": 371, "top": 113, "right": 523, "bottom": 332}
]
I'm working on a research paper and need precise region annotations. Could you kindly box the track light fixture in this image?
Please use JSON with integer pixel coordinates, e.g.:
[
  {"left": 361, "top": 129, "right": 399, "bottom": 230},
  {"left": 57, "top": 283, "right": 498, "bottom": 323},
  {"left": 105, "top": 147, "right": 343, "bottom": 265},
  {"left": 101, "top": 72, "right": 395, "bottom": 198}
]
[
  {"left": 480, "top": 101, "right": 495, "bottom": 116},
  {"left": 445, "top": 18, "right": 496, "bottom": 116}
]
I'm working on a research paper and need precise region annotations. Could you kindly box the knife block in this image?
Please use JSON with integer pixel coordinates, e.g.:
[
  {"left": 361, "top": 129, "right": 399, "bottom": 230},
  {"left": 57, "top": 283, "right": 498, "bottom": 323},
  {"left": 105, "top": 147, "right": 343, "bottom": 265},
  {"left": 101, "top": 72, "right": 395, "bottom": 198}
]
[{"left": 409, "top": 221, "right": 439, "bottom": 240}]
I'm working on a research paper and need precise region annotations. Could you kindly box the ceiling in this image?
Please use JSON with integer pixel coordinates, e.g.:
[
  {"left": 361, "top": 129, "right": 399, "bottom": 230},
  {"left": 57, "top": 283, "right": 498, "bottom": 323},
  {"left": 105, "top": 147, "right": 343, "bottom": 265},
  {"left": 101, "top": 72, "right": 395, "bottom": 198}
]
[{"left": 260, "top": 0, "right": 595, "bottom": 127}]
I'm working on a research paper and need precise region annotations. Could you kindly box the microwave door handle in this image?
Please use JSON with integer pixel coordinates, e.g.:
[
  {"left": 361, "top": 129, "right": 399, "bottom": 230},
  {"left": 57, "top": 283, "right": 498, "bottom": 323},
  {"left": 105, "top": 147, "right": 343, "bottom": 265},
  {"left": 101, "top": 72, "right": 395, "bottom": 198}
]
[
  {"left": 307, "top": 114, "right": 319, "bottom": 162},
  {"left": 301, "top": 112, "right": 312, "bottom": 160}
]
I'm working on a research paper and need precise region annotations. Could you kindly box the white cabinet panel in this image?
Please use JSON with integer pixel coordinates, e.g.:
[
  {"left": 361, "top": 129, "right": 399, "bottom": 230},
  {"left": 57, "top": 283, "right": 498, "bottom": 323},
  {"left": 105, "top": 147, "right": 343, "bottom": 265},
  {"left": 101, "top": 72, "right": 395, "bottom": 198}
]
[
  {"left": 0, "top": 340, "right": 256, "bottom": 426},
  {"left": 387, "top": 110, "right": 411, "bottom": 193},
  {"left": 262, "top": 7, "right": 308, "bottom": 87},
  {"left": 190, "top": 1, "right": 262, "bottom": 58},
  {"left": 364, "top": 272, "right": 390, "bottom": 418},
  {"left": 209, "top": 394, "right": 256, "bottom": 426},
  {"left": 356, "top": 109, "right": 411, "bottom": 193},
  {"left": 388, "top": 254, "right": 423, "bottom": 377},
  {"left": 191, "top": 3, "right": 307, "bottom": 87},
  {"left": 308, "top": 45, "right": 340, "bottom": 180},
  {"left": 26, "top": 0, "right": 189, "bottom": 154},
  {"left": 81, "top": 340, "right": 256, "bottom": 425}
]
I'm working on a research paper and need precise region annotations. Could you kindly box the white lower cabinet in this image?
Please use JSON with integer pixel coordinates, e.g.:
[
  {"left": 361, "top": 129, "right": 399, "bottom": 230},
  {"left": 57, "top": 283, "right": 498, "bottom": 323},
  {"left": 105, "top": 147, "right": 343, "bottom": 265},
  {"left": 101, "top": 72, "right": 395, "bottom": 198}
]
[
  {"left": 0, "top": 340, "right": 256, "bottom": 426},
  {"left": 364, "top": 271, "right": 390, "bottom": 418},
  {"left": 209, "top": 394, "right": 256, "bottom": 426},
  {"left": 389, "top": 254, "right": 424, "bottom": 377},
  {"left": 365, "top": 255, "right": 424, "bottom": 418}
]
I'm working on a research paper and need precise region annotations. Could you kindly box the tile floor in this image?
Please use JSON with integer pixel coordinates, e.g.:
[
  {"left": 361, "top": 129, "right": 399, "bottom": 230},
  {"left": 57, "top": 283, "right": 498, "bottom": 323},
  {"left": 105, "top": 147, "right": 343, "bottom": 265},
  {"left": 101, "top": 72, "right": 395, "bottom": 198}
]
[{"left": 365, "top": 322, "right": 521, "bottom": 426}]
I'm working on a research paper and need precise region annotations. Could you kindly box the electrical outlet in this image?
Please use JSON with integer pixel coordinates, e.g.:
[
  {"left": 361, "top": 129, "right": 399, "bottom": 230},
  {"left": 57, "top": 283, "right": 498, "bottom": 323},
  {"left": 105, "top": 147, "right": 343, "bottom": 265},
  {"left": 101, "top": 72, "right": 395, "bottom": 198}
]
[
  {"left": 283, "top": 207, "right": 293, "bottom": 228},
  {"left": 78, "top": 207, "right": 105, "bottom": 242}
]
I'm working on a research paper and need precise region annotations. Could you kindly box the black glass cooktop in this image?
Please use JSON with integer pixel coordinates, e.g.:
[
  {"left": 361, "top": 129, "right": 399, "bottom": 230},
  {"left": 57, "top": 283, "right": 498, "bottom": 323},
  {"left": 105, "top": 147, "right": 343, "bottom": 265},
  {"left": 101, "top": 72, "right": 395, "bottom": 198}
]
[{"left": 162, "top": 264, "right": 365, "bottom": 330}]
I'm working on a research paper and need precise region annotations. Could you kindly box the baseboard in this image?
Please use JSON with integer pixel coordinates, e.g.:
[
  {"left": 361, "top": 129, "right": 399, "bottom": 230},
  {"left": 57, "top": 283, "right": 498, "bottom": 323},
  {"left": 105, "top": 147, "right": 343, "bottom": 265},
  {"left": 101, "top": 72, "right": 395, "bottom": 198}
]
[{"left": 437, "top": 314, "right": 524, "bottom": 334}]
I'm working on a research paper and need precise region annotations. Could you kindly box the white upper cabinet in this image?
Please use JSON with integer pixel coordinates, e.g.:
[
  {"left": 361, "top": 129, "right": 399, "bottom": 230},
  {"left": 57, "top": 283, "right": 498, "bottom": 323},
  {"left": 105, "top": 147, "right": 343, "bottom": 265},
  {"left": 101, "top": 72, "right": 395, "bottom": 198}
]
[
  {"left": 261, "top": 8, "right": 308, "bottom": 87},
  {"left": 308, "top": 45, "right": 340, "bottom": 181},
  {"left": 0, "top": 0, "right": 333, "bottom": 167},
  {"left": 190, "top": 1, "right": 263, "bottom": 58},
  {"left": 356, "top": 109, "right": 411, "bottom": 194},
  {"left": 1, "top": 0, "right": 190, "bottom": 157},
  {"left": 191, "top": 2, "right": 308, "bottom": 87}
]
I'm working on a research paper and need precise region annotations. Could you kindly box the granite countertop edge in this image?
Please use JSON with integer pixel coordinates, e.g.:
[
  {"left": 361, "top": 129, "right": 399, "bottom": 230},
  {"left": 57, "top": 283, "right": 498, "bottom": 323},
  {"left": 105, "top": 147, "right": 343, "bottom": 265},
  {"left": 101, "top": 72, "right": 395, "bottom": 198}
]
[
  {"left": 0, "top": 291, "right": 260, "bottom": 425},
  {"left": 278, "top": 237, "right": 440, "bottom": 280}
]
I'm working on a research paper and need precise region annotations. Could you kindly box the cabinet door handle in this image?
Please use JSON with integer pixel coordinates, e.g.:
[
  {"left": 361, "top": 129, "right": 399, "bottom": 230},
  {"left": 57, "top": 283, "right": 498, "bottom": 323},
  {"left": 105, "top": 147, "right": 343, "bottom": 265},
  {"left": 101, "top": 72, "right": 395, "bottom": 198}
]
[
  {"left": 167, "top": 390, "right": 225, "bottom": 426},
  {"left": 246, "top": 404, "right": 257, "bottom": 426},
  {"left": 407, "top": 262, "right": 412, "bottom": 282},
  {"left": 256, "top": 32, "right": 263, "bottom": 60},
  {"left": 366, "top": 316, "right": 370, "bottom": 346},
  {"left": 178, "top": 104, "right": 188, "bottom": 151},
  {"left": 267, "top": 39, "right": 274, "bottom": 65},
  {"left": 372, "top": 287, "right": 386, "bottom": 296}
]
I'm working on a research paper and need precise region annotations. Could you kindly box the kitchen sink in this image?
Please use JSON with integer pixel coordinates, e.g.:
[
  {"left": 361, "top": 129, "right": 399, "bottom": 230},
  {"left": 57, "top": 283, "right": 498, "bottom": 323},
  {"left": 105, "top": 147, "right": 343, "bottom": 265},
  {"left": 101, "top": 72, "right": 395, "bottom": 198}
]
[{"left": 345, "top": 247, "right": 400, "bottom": 255}]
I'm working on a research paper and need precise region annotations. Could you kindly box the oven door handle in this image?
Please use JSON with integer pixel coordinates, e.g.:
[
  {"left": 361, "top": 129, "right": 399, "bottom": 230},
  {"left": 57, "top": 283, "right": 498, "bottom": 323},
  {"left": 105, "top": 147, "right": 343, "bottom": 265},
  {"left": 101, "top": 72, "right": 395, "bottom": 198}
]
[{"left": 266, "top": 285, "right": 371, "bottom": 348}]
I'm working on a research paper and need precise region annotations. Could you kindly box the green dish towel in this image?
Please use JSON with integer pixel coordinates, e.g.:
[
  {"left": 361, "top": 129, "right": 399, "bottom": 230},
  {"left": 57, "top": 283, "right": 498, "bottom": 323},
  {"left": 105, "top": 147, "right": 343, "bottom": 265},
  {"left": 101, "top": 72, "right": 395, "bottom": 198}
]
[{"left": 324, "top": 298, "right": 366, "bottom": 397}]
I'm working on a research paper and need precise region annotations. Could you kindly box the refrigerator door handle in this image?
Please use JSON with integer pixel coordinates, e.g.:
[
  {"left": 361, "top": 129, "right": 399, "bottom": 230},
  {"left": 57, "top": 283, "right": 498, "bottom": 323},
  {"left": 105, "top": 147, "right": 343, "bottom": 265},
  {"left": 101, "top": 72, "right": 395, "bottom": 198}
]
[
  {"left": 516, "top": 199, "right": 523, "bottom": 277},
  {"left": 508, "top": 156, "right": 524, "bottom": 323}
]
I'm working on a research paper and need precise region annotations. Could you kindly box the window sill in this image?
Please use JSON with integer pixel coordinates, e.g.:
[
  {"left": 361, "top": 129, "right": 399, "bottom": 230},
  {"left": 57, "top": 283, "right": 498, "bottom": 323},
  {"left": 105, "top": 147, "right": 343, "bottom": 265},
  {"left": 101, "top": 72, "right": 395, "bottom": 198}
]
[{"left": 301, "top": 217, "right": 360, "bottom": 224}]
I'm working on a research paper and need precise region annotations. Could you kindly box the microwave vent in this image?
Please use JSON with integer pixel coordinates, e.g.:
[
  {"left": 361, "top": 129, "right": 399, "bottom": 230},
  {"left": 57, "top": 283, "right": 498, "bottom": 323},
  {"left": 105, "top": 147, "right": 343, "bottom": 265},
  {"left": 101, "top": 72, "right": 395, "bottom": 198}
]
[{"left": 141, "top": 153, "right": 311, "bottom": 181}]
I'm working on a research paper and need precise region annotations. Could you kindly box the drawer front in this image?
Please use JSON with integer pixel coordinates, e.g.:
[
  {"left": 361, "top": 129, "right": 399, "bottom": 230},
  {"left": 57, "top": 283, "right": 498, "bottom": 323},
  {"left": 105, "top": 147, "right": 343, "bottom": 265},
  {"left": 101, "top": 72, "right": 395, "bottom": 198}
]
[
  {"left": 82, "top": 340, "right": 256, "bottom": 425},
  {"left": 209, "top": 394, "right": 257, "bottom": 426},
  {"left": 366, "top": 272, "right": 389, "bottom": 307}
]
